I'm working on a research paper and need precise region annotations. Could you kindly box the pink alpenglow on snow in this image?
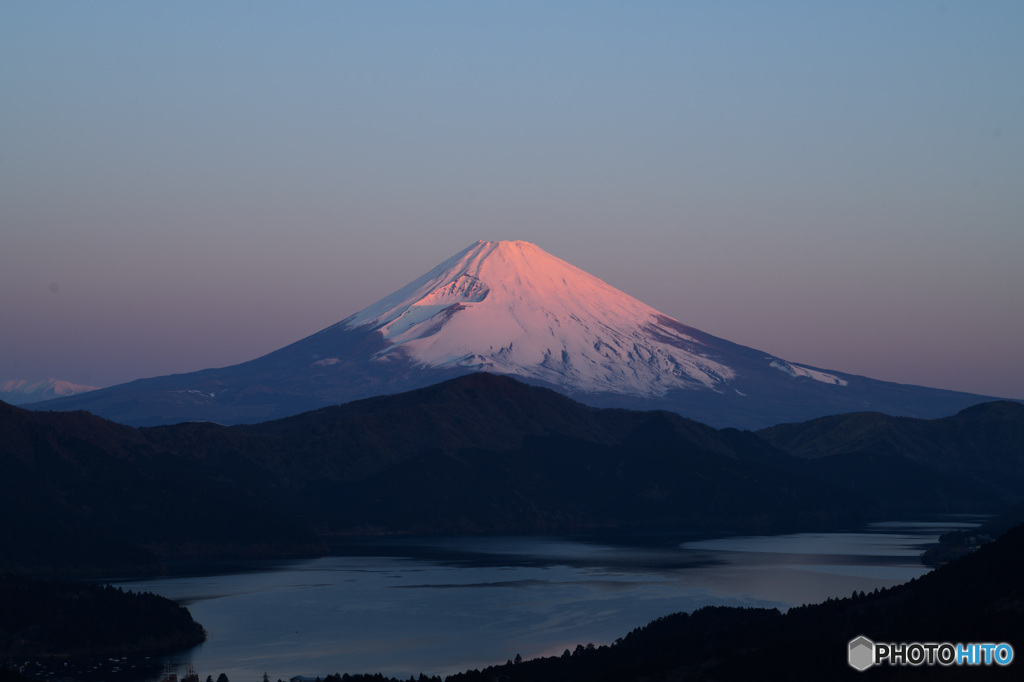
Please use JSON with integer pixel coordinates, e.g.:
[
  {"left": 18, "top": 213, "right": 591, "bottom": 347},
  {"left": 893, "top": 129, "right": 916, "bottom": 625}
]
[
  {"left": 344, "top": 240, "right": 735, "bottom": 397},
  {"left": 29, "top": 239, "right": 1001, "bottom": 429},
  {"left": 0, "top": 378, "right": 99, "bottom": 405}
]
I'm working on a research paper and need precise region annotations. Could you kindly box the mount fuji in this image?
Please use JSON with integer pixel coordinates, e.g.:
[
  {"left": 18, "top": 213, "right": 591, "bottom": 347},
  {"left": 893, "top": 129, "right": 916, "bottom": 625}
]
[{"left": 32, "top": 240, "right": 996, "bottom": 428}]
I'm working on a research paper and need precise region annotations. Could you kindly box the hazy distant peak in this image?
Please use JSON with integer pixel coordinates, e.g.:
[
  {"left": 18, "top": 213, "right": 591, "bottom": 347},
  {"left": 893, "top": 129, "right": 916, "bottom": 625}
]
[{"left": 0, "top": 378, "right": 99, "bottom": 405}]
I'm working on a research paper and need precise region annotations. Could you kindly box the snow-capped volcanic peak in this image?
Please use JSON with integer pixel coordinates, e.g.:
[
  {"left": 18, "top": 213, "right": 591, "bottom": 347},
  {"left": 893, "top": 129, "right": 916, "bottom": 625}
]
[
  {"left": 31, "top": 238, "right": 993, "bottom": 430},
  {"left": 343, "top": 240, "right": 735, "bottom": 396}
]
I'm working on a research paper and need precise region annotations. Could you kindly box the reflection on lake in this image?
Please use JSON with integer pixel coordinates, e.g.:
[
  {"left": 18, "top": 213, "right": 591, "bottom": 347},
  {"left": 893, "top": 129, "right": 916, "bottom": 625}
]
[{"left": 117, "top": 519, "right": 980, "bottom": 681}]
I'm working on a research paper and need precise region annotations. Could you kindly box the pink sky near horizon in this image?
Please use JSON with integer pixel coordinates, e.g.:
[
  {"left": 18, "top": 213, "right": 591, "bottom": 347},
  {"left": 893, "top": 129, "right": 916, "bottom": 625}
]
[{"left": 2, "top": 2, "right": 1022, "bottom": 400}]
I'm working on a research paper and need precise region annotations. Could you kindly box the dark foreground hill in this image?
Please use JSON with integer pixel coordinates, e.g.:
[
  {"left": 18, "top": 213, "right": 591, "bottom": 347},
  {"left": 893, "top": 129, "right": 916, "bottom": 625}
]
[
  {"left": 3, "top": 374, "right": 1020, "bottom": 575},
  {"left": 759, "top": 400, "right": 1024, "bottom": 509},
  {"left": 444, "top": 521, "right": 1024, "bottom": 681},
  {"left": 172, "top": 374, "right": 866, "bottom": 536},
  {"left": 0, "top": 573, "right": 205, "bottom": 658},
  {"left": 0, "top": 401, "right": 324, "bottom": 575}
]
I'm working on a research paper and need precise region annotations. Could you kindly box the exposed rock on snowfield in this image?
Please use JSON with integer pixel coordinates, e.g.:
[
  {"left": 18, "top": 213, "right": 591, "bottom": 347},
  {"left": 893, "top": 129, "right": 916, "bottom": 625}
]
[{"left": 341, "top": 240, "right": 736, "bottom": 396}]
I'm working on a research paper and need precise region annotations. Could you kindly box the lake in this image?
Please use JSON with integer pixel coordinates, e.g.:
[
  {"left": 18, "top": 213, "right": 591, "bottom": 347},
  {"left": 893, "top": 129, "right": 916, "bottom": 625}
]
[{"left": 116, "top": 519, "right": 980, "bottom": 681}]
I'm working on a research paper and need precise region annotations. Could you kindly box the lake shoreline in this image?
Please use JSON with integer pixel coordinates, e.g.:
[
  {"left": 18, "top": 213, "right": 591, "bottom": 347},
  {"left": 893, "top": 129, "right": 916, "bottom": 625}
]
[{"left": 102, "top": 517, "right": 981, "bottom": 682}]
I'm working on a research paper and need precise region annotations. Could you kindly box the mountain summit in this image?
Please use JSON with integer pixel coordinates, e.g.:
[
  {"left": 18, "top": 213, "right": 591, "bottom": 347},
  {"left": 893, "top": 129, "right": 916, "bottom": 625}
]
[
  {"left": 337, "top": 240, "right": 739, "bottom": 397},
  {"left": 33, "top": 240, "right": 996, "bottom": 428}
]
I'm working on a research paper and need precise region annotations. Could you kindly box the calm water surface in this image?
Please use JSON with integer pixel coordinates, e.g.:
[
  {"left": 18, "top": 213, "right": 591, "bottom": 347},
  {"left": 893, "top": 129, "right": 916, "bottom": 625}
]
[{"left": 117, "top": 519, "right": 980, "bottom": 681}]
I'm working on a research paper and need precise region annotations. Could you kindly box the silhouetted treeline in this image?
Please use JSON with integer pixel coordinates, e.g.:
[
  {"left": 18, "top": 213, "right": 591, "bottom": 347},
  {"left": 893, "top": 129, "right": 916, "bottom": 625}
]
[
  {"left": 0, "top": 573, "right": 205, "bottom": 657},
  {"left": 236, "top": 670, "right": 450, "bottom": 682},
  {"left": 319, "top": 671, "right": 440, "bottom": 675}
]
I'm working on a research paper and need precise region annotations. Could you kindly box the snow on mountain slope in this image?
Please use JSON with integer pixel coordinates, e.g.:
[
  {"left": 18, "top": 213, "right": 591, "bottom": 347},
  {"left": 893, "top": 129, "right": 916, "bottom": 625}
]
[
  {"left": 0, "top": 378, "right": 99, "bottom": 405},
  {"left": 29, "top": 239, "right": 1001, "bottom": 429},
  {"left": 769, "top": 359, "right": 848, "bottom": 386},
  {"left": 340, "top": 240, "right": 734, "bottom": 397}
]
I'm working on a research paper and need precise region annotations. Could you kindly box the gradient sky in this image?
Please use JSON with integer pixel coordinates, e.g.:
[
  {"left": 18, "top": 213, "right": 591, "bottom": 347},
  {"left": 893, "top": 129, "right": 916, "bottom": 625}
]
[{"left": 2, "top": 1, "right": 1023, "bottom": 399}]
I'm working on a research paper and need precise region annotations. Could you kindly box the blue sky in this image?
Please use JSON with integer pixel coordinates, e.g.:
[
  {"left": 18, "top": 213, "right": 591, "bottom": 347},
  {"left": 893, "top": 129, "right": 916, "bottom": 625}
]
[{"left": 2, "top": 1, "right": 1022, "bottom": 399}]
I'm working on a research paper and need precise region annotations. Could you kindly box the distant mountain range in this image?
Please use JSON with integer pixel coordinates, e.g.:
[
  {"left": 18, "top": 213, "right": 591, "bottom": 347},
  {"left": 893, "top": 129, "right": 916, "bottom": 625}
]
[
  {"left": 30, "top": 240, "right": 1000, "bottom": 429},
  {"left": 4, "top": 374, "right": 1022, "bottom": 575},
  {"left": 0, "top": 378, "right": 97, "bottom": 405}
]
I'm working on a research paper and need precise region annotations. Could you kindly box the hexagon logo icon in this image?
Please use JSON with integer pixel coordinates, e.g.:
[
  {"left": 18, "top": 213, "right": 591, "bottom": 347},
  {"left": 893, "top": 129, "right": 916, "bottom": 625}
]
[{"left": 849, "top": 636, "right": 875, "bottom": 671}]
